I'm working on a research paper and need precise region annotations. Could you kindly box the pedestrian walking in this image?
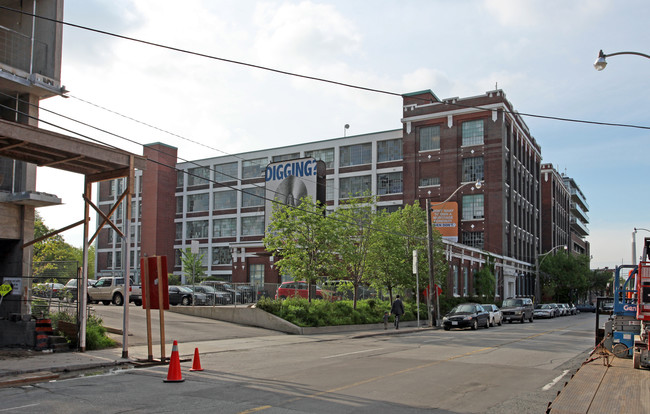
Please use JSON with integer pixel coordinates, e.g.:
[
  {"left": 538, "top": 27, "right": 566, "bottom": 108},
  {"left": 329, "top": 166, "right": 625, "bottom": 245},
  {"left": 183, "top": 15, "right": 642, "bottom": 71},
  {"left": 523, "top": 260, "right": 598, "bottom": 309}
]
[
  {"left": 383, "top": 311, "right": 389, "bottom": 329},
  {"left": 391, "top": 295, "right": 405, "bottom": 329}
]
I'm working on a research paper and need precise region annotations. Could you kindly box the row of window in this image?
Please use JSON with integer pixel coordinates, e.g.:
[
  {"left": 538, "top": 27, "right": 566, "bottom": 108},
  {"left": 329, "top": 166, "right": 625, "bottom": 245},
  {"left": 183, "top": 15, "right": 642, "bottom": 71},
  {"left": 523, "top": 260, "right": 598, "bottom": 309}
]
[
  {"left": 177, "top": 139, "right": 404, "bottom": 187},
  {"left": 179, "top": 216, "right": 265, "bottom": 239},
  {"left": 418, "top": 119, "right": 484, "bottom": 151}
]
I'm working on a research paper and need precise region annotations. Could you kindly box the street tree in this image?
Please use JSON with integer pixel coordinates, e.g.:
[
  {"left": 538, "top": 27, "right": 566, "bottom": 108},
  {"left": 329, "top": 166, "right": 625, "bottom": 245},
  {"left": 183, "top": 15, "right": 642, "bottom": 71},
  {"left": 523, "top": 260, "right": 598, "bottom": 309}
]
[
  {"left": 181, "top": 248, "right": 205, "bottom": 285},
  {"left": 263, "top": 196, "right": 342, "bottom": 302},
  {"left": 474, "top": 255, "right": 496, "bottom": 299},
  {"left": 330, "top": 193, "right": 377, "bottom": 309},
  {"left": 540, "top": 251, "right": 590, "bottom": 302}
]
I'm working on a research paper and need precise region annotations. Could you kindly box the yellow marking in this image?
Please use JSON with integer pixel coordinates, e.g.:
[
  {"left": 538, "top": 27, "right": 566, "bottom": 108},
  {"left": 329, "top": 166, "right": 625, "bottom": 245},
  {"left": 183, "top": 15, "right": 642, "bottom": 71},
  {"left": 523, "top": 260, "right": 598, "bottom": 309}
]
[{"left": 237, "top": 405, "right": 272, "bottom": 414}]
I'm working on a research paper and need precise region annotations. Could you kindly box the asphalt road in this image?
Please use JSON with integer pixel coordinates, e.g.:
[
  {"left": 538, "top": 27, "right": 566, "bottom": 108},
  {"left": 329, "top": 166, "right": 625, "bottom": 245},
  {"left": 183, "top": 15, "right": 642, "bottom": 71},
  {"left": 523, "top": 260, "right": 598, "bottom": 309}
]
[{"left": 0, "top": 312, "right": 596, "bottom": 413}]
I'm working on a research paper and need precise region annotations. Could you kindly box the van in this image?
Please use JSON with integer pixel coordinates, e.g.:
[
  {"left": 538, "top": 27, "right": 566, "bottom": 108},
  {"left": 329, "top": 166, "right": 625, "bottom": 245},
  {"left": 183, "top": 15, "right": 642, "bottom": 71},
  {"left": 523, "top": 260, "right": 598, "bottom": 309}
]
[{"left": 501, "top": 297, "right": 534, "bottom": 323}]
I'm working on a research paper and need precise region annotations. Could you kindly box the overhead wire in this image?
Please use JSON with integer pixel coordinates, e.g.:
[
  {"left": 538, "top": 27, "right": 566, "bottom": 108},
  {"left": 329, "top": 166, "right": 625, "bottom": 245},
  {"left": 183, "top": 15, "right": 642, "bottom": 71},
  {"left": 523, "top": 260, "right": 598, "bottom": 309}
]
[
  {"left": 2, "top": 4, "right": 650, "bottom": 132},
  {"left": 0, "top": 95, "right": 428, "bottom": 243}
]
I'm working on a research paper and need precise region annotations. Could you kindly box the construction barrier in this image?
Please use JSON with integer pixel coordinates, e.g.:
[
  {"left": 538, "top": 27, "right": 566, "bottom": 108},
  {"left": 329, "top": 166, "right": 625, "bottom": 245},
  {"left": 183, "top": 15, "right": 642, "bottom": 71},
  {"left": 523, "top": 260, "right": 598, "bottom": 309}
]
[
  {"left": 35, "top": 318, "right": 53, "bottom": 351},
  {"left": 163, "top": 340, "right": 184, "bottom": 383}
]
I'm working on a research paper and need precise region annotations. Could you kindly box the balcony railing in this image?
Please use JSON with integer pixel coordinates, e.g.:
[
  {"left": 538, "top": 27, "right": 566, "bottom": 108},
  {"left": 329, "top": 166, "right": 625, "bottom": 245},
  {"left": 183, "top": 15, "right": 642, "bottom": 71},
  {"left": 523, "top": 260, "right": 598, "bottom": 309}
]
[
  {"left": 570, "top": 202, "right": 589, "bottom": 223},
  {"left": 570, "top": 217, "right": 589, "bottom": 237},
  {"left": 0, "top": 24, "right": 51, "bottom": 78},
  {"left": 569, "top": 187, "right": 589, "bottom": 211}
]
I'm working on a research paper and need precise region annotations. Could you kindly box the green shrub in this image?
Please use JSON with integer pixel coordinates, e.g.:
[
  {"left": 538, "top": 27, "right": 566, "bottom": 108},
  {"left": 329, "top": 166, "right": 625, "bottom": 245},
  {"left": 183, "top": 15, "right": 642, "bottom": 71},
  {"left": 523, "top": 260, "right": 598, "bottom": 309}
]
[{"left": 49, "top": 311, "right": 117, "bottom": 350}]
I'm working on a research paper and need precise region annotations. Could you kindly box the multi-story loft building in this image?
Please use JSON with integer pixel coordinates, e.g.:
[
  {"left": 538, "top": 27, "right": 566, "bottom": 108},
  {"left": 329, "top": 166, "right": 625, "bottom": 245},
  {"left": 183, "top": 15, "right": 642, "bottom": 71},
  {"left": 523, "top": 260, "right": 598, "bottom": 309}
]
[
  {"left": 0, "top": 0, "right": 64, "bottom": 339},
  {"left": 96, "top": 89, "right": 576, "bottom": 300},
  {"left": 562, "top": 175, "right": 590, "bottom": 256},
  {"left": 540, "top": 163, "right": 570, "bottom": 253}
]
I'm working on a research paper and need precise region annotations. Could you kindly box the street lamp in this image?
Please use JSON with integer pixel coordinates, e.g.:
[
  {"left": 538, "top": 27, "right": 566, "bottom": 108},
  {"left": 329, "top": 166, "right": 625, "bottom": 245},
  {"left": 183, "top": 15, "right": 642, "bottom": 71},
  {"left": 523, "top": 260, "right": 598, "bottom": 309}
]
[
  {"left": 535, "top": 244, "right": 567, "bottom": 303},
  {"left": 426, "top": 180, "right": 483, "bottom": 327},
  {"left": 593, "top": 49, "right": 650, "bottom": 71},
  {"left": 632, "top": 227, "right": 650, "bottom": 263}
]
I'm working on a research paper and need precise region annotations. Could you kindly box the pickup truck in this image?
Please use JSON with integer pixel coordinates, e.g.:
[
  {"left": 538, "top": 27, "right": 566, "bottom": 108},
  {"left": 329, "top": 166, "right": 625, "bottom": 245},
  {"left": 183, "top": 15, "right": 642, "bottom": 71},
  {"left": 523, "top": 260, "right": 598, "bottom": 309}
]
[{"left": 88, "top": 276, "right": 142, "bottom": 306}]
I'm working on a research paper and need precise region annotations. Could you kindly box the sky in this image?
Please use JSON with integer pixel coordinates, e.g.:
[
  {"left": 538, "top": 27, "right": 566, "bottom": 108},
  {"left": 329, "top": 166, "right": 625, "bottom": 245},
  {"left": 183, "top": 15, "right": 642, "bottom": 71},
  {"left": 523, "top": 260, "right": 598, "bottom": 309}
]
[{"left": 33, "top": 0, "right": 650, "bottom": 269}]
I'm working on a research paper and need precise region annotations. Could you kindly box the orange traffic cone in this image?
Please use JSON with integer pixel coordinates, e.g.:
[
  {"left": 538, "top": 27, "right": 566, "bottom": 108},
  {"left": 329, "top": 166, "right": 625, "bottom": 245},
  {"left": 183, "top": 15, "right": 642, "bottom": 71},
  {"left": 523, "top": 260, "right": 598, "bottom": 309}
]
[
  {"left": 190, "top": 347, "right": 204, "bottom": 371},
  {"left": 163, "top": 340, "right": 185, "bottom": 383}
]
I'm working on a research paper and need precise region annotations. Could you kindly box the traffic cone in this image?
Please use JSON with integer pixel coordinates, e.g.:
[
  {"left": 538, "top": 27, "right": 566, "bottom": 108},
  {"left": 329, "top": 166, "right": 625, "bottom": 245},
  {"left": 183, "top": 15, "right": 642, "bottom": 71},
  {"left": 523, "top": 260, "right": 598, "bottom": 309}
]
[
  {"left": 163, "top": 340, "right": 185, "bottom": 383},
  {"left": 190, "top": 347, "right": 204, "bottom": 371}
]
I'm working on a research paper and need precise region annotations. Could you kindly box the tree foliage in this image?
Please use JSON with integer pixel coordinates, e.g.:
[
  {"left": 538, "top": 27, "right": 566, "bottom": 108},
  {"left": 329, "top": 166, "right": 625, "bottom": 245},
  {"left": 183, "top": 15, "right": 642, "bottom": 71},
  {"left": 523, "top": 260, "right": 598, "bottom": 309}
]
[
  {"left": 540, "top": 252, "right": 590, "bottom": 302},
  {"left": 33, "top": 211, "right": 94, "bottom": 281},
  {"left": 181, "top": 248, "right": 205, "bottom": 284},
  {"left": 263, "top": 196, "right": 342, "bottom": 302},
  {"left": 474, "top": 255, "right": 496, "bottom": 299}
]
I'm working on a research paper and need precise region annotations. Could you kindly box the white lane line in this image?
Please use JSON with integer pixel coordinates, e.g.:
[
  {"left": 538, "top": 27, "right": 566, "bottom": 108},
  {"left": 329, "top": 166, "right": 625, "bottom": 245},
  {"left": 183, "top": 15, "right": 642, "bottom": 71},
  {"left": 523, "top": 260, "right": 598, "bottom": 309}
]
[
  {"left": 542, "top": 369, "right": 570, "bottom": 391},
  {"left": 321, "top": 348, "right": 383, "bottom": 359},
  {"left": 0, "top": 404, "right": 40, "bottom": 412}
]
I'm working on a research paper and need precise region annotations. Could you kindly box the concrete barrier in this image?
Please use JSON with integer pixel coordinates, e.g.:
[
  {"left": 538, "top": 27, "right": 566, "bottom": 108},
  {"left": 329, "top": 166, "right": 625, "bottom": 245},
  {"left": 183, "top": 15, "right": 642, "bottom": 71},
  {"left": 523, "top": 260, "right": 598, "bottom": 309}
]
[{"left": 168, "top": 305, "right": 424, "bottom": 335}]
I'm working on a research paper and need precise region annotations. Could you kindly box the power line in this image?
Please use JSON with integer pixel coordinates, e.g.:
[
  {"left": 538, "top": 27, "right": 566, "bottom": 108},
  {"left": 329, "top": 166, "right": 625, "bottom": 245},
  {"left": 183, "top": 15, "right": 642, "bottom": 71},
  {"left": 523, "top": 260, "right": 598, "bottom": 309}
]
[{"left": 3, "top": 4, "right": 650, "bottom": 132}]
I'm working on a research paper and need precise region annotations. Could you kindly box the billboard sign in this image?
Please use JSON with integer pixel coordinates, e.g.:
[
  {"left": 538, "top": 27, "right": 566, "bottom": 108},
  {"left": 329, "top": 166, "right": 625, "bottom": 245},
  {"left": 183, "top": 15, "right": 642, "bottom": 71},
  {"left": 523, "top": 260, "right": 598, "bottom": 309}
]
[
  {"left": 265, "top": 157, "right": 325, "bottom": 228},
  {"left": 430, "top": 201, "right": 459, "bottom": 242}
]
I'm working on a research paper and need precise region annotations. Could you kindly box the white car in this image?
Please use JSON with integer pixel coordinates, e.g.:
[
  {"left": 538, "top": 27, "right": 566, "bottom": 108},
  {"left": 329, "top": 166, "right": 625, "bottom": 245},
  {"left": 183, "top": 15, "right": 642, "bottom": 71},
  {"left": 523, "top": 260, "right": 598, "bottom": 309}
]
[{"left": 481, "top": 304, "right": 503, "bottom": 327}]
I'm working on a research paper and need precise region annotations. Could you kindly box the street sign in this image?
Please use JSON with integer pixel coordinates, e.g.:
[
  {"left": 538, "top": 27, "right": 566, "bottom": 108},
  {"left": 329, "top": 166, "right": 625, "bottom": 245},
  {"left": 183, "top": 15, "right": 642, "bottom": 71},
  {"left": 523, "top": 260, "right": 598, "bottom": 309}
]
[{"left": 0, "top": 283, "right": 12, "bottom": 296}]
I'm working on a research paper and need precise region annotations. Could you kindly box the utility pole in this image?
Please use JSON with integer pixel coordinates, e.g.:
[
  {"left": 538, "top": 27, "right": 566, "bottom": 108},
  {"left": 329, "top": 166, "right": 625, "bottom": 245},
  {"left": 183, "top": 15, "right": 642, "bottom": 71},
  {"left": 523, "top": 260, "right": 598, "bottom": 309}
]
[{"left": 426, "top": 198, "right": 435, "bottom": 327}]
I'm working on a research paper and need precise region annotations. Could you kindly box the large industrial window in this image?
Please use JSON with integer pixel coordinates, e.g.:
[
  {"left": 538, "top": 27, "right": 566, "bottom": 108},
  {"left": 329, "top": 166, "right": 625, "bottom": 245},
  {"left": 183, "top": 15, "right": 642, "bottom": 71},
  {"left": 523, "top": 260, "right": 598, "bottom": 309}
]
[
  {"left": 272, "top": 153, "right": 300, "bottom": 162},
  {"left": 462, "top": 157, "right": 484, "bottom": 182},
  {"left": 187, "top": 193, "right": 209, "bottom": 212},
  {"left": 462, "top": 120, "right": 484, "bottom": 146},
  {"left": 419, "top": 126, "right": 440, "bottom": 151},
  {"left": 339, "top": 175, "right": 371, "bottom": 198},
  {"left": 462, "top": 194, "right": 484, "bottom": 220},
  {"left": 175, "top": 223, "right": 182, "bottom": 240},
  {"left": 212, "top": 246, "right": 232, "bottom": 265},
  {"left": 214, "top": 162, "right": 238, "bottom": 182},
  {"left": 249, "top": 264, "right": 265, "bottom": 285},
  {"left": 453, "top": 265, "right": 459, "bottom": 296},
  {"left": 213, "top": 190, "right": 237, "bottom": 210},
  {"left": 241, "top": 216, "right": 264, "bottom": 236},
  {"left": 340, "top": 143, "right": 371, "bottom": 167},
  {"left": 176, "top": 196, "right": 183, "bottom": 214},
  {"left": 419, "top": 177, "right": 440, "bottom": 187},
  {"left": 213, "top": 218, "right": 236, "bottom": 238},
  {"left": 187, "top": 167, "right": 210, "bottom": 186},
  {"left": 463, "top": 267, "right": 469, "bottom": 296},
  {"left": 242, "top": 187, "right": 264, "bottom": 207},
  {"left": 377, "top": 139, "right": 402, "bottom": 162},
  {"left": 462, "top": 231, "right": 484, "bottom": 249},
  {"left": 186, "top": 220, "right": 209, "bottom": 239},
  {"left": 242, "top": 158, "right": 267, "bottom": 179},
  {"left": 305, "top": 148, "right": 334, "bottom": 169},
  {"left": 377, "top": 172, "right": 403, "bottom": 195},
  {"left": 176, "top": 170, "right": 184, "bottom": 188},
  {"left": 326, "top": 178, "right": 334, "bottom": 201}
]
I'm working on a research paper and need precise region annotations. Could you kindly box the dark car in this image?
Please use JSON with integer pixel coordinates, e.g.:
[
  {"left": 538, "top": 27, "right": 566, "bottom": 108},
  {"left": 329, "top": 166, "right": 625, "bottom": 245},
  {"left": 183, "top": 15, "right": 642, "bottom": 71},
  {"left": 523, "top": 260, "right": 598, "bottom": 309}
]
[
  {"left": 576, "top": 303, "right": 596, "bottom": 313},
  {"left": 203, "top": 281, "right": 242, "bottom": 303},
  {"left": 501, "top": 297, "right": 534, "bottom": 323},
  {"left": 62, "top": 278, "right": 96, "bottom": 302},
  {"left": 442, "top": 303, "right": 490, "bottom": 331},
  {"left": 168, "top": 286, "right": 194, "bottom": 306},
  {"left": 186, "top": 285, "right": 231, "bottom": 305}
]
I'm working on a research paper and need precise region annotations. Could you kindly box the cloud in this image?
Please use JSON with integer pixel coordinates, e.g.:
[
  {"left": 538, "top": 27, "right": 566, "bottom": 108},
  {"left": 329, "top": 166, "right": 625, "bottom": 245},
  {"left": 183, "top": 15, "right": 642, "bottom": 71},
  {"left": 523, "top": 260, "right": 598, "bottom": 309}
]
[
  {"left": 482, "top": 0, "right": 610, "bottom": 30},
  {"left": 253, "top": 1, "right": 362, "bottom": 69}
]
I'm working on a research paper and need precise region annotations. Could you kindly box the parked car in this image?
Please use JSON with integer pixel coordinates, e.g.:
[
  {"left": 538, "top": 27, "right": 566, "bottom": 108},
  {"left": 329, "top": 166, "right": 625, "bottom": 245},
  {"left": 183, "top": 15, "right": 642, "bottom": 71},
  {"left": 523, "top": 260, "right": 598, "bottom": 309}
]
[
  {"left": 185, "top": 285, "right": 231, "bottom": 305},
  {"left": 576, "top": 303, "right": 596, "bottom": 313},
  {"left": 88, "top": 276, "right": 142, "bottom": 306},
  {"left": 443, "top": 303, "right": 490, "bottom": 331},
  {"left": 567, "top": 303, "right": 577, "bottom": 315},
  {"left": 168, "top": 286, "right": 197, "bottom": 306},
  {"left": 203, "top": 281, "right": 241, "bottom": 303},
  {"left": 481, "top": 304, "right": 503, "bottom": 327},
  {"left": 62, "top": 278, "right": 96, "bottom": 302},
  {"left": 558, "top": 303, "right": 571, "bottom": 316},
  {"left": 549, "top": 303, "right": 561, "bottom": 317},
  {"left": 501, "top": 297, "right": 534, "bottom": 323},
  {"left": 275, "top": 281, "right": 323, "bottom": 300},
  {"left": 534, "top": 304, "right": 555, "bottom": 319},
  {"left": 33, "top": 282, "right": 65, "bottom": 299}
]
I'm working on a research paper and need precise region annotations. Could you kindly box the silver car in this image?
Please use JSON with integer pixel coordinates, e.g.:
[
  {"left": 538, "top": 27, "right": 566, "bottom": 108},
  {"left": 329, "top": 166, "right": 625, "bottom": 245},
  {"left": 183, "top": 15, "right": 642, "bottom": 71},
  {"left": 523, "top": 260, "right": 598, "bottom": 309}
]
[{"left": 481, "top": 304, "right": 503, "bottom": 327}]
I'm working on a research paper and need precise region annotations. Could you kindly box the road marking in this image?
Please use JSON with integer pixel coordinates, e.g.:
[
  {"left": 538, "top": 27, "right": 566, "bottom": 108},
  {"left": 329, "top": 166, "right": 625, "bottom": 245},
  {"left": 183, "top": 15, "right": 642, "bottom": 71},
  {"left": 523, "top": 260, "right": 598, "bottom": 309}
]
[
  {"left": 237, "top": 406, "right": 272, "bottom": 414},
  {"left": 0, "top": 404, "right": 40, "bottom": 412},
  {"left": 542, "top": 369, "right": 569, "bottom": 391},
  {"left": 321, "top": 348, "right": 383, "bottom": 359}
]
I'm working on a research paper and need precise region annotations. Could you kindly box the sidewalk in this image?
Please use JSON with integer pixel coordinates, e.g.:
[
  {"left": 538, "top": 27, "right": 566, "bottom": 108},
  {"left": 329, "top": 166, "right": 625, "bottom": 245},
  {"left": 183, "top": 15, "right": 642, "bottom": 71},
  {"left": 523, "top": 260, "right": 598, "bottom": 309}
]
[{"left": 0, "top": 322, "right": 432, "bottom": 388}]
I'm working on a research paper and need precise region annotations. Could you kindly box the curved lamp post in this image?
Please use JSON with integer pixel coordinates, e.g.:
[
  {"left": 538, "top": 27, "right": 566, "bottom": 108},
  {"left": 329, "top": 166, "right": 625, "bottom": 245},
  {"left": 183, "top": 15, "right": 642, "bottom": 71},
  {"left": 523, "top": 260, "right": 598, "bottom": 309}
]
[
  {"left": 594, "top": 49, "right": 650, "bottom": 71},
  {"left": 535, "top": 244, "right": 567, "bottom": 303},
  {"left": 633, "top": 227, "right": 650, "bottom": 263},
  {"left": 426, "top": 180, "right": 483, "bottom": 326}
]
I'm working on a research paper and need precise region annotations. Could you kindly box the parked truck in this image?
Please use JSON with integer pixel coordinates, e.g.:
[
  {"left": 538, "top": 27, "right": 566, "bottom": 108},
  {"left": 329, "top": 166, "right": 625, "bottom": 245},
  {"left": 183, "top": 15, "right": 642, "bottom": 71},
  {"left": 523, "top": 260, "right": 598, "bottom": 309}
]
[{"left": 88, "top": 276, "right": 142, "bottom": 306}]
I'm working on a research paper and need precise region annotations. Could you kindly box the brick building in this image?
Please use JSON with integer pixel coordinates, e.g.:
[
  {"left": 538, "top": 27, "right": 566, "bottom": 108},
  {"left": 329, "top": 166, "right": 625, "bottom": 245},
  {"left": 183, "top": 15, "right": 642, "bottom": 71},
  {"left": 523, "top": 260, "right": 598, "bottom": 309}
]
[{"left": 95, "top": 89, "right": 587, "bottom": 300}]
